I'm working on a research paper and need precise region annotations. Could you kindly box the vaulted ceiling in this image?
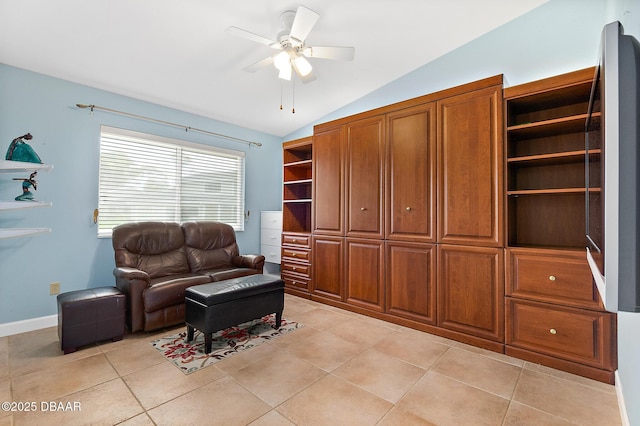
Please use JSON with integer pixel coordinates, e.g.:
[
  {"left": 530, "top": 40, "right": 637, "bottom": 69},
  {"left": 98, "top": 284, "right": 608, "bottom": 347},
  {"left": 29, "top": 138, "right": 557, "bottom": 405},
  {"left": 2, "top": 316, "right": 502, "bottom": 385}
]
[{"left": 1, "top": 0, "right": 549, "bottom": 137}]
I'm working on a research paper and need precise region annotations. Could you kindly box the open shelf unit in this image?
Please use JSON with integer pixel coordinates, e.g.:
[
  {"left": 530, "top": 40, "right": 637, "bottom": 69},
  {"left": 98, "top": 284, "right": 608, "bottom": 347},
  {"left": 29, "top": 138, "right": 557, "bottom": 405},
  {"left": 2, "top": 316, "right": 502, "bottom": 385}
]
[
  {"left": 506, "top": 69, "right": 599, "bottom": 249},
  {"left": 282, "top": 138, "right": 312, "bottom": 233},
  {"left": 0, "top": 160, "right": 53, "bottom": 240}
]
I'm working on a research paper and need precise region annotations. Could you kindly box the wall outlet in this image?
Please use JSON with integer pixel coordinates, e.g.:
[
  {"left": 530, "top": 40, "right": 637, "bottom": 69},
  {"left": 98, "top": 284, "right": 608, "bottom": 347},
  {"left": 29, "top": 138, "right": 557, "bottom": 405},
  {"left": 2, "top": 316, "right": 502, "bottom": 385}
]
[{"left": 50, "top": 282, "right": 61, "bottom": 295}]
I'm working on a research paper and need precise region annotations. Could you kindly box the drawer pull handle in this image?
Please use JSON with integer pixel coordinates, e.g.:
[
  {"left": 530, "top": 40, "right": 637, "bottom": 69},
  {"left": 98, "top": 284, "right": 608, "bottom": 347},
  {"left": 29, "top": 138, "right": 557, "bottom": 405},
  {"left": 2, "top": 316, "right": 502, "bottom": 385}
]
[
  {"left": 549, "top": 275, "right": 556, "bottom": 282},
  {"left": 549, "top": 328, "right": 557, "bottom": 335},
  {"left": 292, "top": 239, "right": 297, "bottom": 242},
  {"left": 406, "top": 207, "right": 411, "bottom": 211},
  {"left": 291, "top": 253, "right": 296, "bottom": 257},
  {"left": 360, "top": 207, "right": 367, "bottom": 211},
  {"left": 292, "top": 267, "right": 297, "bottom": 271}
]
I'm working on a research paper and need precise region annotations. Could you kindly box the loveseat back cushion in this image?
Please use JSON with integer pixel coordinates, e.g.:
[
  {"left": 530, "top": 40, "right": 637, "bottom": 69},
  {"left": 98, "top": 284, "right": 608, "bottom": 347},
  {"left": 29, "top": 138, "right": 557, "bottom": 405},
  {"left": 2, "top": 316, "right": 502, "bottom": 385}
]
[
  {"left": 112, "top": 222, "right": 190, "bottom": 279},
  {"left": 182, "top": 221, "right": 240, "bottom": 272}
]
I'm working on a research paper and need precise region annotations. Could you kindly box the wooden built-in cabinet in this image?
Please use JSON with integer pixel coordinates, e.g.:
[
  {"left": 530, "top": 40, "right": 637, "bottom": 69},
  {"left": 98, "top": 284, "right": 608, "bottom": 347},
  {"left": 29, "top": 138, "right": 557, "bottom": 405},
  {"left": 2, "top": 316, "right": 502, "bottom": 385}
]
[
  {"left": 281, "top": 138, "right": 313, "bottom": 297},
  {"left": 385, "top": 241, "right": 436, "bottom": 325},
  {"left": 504, "top": 68, "right": 616, "bottom": 384},
  {"left": 385, "top": 103, "right": 436, "bottom": 243},
  {"left": 306, "top": 75, "right": 504, "bottom": 350},
  {"left": 438, "top": 86, "right": 503, "bottom": 247},
  {"left": 438, "top": 244, "right": 504, "bottom": 349},
  {"left": 282, "top": 69, "right": 616, "bottom": 384}
]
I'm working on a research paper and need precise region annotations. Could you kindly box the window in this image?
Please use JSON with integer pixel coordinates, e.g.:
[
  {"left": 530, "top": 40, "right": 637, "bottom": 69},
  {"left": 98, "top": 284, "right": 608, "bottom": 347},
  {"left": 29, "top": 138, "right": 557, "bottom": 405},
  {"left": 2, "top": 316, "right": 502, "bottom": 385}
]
[{"left": 97, "top": 126, "right": 245, "bottom": 237}]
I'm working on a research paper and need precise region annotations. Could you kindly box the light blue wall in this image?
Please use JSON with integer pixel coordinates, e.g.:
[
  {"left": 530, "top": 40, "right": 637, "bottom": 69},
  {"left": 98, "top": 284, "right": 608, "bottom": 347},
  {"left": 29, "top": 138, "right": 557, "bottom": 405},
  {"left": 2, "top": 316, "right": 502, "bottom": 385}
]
[
  {"left": 286, "top": 0, "right": 607, "bottom": 141},
  {"left": 0, "top": 64, "right": 282, "bottom": 324}
]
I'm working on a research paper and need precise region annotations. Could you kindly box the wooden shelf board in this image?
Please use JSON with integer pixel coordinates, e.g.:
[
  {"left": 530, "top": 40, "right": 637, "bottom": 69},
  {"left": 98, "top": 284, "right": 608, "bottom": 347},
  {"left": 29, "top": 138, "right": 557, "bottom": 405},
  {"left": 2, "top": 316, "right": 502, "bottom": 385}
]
[
  {"left": 283, "top": 159, "right": 312, "bottom": 168},
  {"left": 283, "top": 199, "right": 312, "bottom": 204},
  {"left": 508, "top": 188, "right": 600, "bottom": 196},
  {"left": 507, "top": 113, "right": 599, "bottom": 139},
  {"left": 508, "top": 150, "right": 601, "bottom": 167},
  {"left": 283, "top": 179, "right": 312, "bottom": 185}
]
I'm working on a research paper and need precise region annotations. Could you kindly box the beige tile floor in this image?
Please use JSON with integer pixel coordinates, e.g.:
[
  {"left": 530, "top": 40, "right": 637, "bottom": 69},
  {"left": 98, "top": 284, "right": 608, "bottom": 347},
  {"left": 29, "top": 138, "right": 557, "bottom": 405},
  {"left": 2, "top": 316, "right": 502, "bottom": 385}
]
[{"left": 0, "top": 294, "right": 622, "bottom": 426}]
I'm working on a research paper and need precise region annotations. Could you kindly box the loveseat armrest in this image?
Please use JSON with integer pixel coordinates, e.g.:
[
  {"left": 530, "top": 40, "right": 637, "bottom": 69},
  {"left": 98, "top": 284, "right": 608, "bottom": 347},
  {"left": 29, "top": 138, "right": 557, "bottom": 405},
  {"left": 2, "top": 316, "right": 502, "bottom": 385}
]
[
  {"left": 232, "top": 254, "right": 265, "bottom": 273},
  {"left": 113, "top": 267, "right": 151, "bottom": 333},
  {"left": 114, "top": 266, "right": 150, "bottom": 282}
]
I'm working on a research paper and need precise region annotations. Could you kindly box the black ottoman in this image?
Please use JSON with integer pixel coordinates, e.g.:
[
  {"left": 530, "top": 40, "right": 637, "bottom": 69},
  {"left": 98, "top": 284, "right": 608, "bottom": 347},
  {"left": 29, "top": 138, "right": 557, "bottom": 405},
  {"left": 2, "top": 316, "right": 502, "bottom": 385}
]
[
  {"left": 57, "top": 287, "right": 126, "bottom": 354},
  {"left": 185, "top": 275, "right": 284, "bottom": 354}
]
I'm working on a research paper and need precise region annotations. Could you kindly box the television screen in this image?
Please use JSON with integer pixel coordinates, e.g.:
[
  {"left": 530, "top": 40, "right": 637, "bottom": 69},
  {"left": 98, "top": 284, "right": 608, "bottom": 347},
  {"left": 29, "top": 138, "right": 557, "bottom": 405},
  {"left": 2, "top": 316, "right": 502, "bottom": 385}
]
[{"left": 586, "top": 21, "right": 640, "bottom": 313}]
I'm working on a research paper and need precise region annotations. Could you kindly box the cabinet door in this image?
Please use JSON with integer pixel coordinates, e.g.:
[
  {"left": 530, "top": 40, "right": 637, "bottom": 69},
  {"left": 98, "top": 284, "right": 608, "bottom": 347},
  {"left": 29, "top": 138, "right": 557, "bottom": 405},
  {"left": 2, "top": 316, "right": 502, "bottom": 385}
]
[
  {"left": 386, "top": 103, "right": 437, "bottom": 242},
  {"left": 438, "top": 244, "right": 504, "bottom": 342},
  {"left": 386, "top": 241, "right": 436, "bottom": 325},
  {"left": 437, "top": 85, "right": 503, "bottom": 246},
  {"left": 346, "top": 238, "right": 384, "bottom": 312},
  {"left": 346, "top": 116, "right": 385, "bottom": 239},
  {"left": 312, "top": 236, "right": 344, "bottom": 301},
  {"left": 313, "top": 125, "right": 345, "bottom": 235}
]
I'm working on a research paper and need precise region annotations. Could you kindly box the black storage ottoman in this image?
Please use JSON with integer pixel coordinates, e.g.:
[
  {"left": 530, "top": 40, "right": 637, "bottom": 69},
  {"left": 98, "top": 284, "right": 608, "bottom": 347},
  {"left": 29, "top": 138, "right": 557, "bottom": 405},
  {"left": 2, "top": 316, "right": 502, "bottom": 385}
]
[
  {"left": 185, "top": 275, "right": 284, "bottom": 354},
  {"left": 57, "top": 286, "right": 126, "bottom": 354}
]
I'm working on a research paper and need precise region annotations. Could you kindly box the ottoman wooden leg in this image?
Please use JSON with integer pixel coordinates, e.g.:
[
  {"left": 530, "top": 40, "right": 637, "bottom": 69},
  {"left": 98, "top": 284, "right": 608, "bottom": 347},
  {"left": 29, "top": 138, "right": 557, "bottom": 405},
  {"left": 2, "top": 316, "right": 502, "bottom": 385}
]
[
  {"left": 275, "top": 311, "right": 282, "bottom": 329},
  {"left": 204, "top": 333, "right": 213, "bottom": 354},
  {"left": 187, "top": 325, "right": 195, "bottom": 342}
]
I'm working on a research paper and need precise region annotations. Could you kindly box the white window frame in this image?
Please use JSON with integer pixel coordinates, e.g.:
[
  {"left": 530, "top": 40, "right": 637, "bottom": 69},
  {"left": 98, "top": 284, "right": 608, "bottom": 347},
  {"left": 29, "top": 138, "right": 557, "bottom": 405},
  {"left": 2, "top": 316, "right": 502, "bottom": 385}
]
[{"left": 97, "top": 125, "right": 245, "bottom": 237}]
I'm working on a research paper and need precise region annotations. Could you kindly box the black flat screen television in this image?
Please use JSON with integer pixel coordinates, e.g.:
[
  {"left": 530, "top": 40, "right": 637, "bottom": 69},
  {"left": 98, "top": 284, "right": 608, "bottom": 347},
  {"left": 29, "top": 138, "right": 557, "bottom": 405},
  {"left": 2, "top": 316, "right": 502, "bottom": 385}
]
[{"left": 586, "top": 21, "right": 640, "bottom": 313}]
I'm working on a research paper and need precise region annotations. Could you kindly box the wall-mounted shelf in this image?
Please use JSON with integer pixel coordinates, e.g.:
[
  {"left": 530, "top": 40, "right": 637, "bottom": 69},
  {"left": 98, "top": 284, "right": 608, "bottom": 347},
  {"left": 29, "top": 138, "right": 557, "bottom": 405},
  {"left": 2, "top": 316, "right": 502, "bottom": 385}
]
[
  {"left": 0, "top": 228, "right": 51, "bottom": 240},
  {"left": 0, "top": 160, "right": 53, "bottom": 173},
  {"left": 1, "top": 160, "right": 53, "bottom": 240},
  {"left": 0, "top": 201, "right": 53, "bottom": 211}
]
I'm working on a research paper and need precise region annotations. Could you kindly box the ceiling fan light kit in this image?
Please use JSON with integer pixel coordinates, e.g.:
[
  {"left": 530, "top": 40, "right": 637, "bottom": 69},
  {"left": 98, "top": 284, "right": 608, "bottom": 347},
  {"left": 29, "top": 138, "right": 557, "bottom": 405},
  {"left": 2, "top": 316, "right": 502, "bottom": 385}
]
[{"left": 227, "top": 5, "right": 355, "bottom": 83}]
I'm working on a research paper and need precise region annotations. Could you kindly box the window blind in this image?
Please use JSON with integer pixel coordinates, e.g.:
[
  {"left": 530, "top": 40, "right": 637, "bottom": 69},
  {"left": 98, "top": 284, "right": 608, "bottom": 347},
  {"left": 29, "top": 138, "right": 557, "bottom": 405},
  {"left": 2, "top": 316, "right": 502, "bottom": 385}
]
[{"left": 97, "top": 126, "right": 245, "bottom": 237}]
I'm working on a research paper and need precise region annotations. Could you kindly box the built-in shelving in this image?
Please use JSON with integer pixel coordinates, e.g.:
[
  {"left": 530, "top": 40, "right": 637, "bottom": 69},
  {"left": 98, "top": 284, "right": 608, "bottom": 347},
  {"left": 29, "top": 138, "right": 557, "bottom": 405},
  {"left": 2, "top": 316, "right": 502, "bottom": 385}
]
[
  {"left": 282, "top": 138, "right": 312, "bottom": 233},
  {"left": 506, "top": 69, "right": 598, "bottom": 249}
]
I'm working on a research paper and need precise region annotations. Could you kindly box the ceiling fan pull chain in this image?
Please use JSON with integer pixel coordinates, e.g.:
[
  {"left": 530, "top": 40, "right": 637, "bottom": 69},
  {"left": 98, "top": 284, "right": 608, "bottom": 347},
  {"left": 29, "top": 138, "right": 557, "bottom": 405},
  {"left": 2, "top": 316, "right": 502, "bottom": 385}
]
[
  {"left": 292, "top": 79, "right": 296, "bottom": 114},
  {"left": 280, "top": 80, "right": 284, "bottom": 110}
]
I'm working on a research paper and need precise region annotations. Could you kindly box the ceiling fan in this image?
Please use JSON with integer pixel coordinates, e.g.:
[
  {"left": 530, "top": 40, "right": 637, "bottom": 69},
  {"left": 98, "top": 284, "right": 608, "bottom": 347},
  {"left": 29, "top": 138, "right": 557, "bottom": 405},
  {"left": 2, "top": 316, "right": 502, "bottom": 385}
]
[{"left": 226, "top": 5, "right": 355, "bottom": 83}]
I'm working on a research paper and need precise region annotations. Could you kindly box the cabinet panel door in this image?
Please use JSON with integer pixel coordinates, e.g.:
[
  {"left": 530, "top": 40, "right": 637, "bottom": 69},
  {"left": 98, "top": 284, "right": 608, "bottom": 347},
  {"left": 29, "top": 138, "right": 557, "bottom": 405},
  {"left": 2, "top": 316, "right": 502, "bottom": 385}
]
[
  {"left": 386, "top": 103, "right": 437, "bottom": 242},
  {"left": 346, "top": 116, "right": 385, "bottom": 239},
  {"left": 438, "top": 85, "right": 503, "bottom": 246},
  {"left": 386, "top": 241, "right": 436, "bottom": 324},
  {"left": 313, "top": 125, "right": 344, "bottom": 235},
  {"left": 312, "top": 236, "right": 344, "bottom": 301},
  {"left": 438, "top": 244, "right": 504, "bottom": 342},
  {"left": 346, "top": 238, "right": 384, "bottom": 311}
]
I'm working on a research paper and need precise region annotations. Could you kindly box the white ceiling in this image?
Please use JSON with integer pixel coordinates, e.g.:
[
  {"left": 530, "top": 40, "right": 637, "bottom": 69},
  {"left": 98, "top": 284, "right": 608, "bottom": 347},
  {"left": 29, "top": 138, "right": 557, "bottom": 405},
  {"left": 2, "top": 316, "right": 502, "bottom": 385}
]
[{"left": 0, "top": 0, "right": 549, "bottom": 137}]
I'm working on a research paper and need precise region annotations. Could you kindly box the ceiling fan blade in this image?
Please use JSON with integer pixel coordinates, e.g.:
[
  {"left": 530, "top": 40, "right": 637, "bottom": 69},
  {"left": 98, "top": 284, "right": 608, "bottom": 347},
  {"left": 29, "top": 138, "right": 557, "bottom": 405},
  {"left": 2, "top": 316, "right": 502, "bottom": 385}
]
[
  {"left": 289, "top": 6, "right": 320, "bottom": 43},
  {"left": 226, "top": 26, "right": 280, "bottom": 49},
  {"left": 304, "top": 46, "right": 355, "bottom": 61},
  {"left": 243, "top": 56, "right": 275, "bottom": 73}
]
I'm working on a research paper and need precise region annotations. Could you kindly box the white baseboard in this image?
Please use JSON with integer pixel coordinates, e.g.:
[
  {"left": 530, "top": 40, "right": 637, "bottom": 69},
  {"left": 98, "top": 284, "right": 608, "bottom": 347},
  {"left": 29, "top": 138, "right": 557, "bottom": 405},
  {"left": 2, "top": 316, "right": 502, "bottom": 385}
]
[
  {"left": 0, "top": 315, "right": 57, "bottom": 337},
  {"left": 616, "top": 370, "right": 630, "bottom": 426}
]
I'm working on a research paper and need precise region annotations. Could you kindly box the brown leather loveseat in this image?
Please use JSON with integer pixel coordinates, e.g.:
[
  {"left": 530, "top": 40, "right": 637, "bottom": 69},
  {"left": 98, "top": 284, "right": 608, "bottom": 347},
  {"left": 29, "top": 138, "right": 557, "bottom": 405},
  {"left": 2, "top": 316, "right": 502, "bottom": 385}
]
[{"left": 112, "top": 221, "right": 265, "bottom": 332}]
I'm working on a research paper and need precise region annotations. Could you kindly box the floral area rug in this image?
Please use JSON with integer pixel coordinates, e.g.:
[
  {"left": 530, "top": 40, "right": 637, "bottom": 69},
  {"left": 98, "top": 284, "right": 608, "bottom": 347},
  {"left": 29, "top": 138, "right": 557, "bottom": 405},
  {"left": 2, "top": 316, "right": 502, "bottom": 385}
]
[{"left": 150, "top": 314, "right": 303, "bottom": 374}]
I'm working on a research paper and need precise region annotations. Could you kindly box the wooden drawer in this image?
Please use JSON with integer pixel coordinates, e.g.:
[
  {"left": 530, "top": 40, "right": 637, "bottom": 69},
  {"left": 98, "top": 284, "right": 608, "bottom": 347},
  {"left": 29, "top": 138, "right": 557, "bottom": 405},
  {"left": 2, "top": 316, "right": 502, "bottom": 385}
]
[
  {"left": 282, "top": 247, "right": 310, "bottom": 262},
  {"left": 507, "top": 248, "right": 602, "bottom": 309},
  {"left": 282, "top": 234, "right": 311, "bottom": 248},
  {"left": 282, "top": 260, "right": 310, "bottom": 276},
  {"left": 506, "top": 298, "right": 615, "bottom": 370},
  {"left": 282, "top": 272, "right": 310, "bottom": 290},
  {"left": 261, "top": 211, "right": 283, "bottom": 230}
]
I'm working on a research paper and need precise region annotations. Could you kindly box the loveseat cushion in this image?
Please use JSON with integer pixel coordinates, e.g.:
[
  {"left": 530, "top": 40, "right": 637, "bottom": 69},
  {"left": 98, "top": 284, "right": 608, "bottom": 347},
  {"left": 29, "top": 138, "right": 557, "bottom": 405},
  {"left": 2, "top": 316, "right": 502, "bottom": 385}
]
[
  {"left": 182, "top": 221, "right": 240, "bottom": 272},
  {"left": 144, "top": 274, "right": 212, "bottom": 312},
  {"left": 113, "top": 222, "right": 190, "bottom": 279}
]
